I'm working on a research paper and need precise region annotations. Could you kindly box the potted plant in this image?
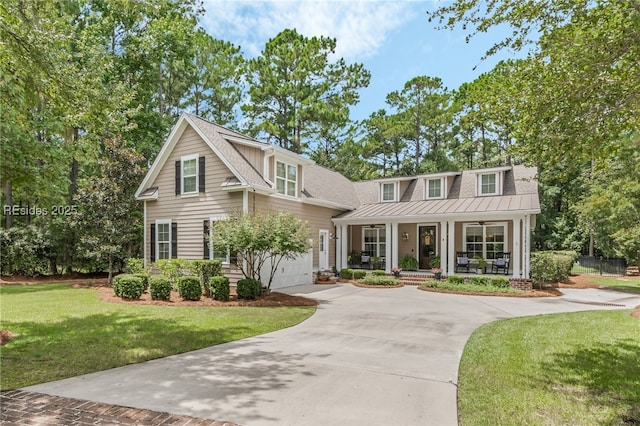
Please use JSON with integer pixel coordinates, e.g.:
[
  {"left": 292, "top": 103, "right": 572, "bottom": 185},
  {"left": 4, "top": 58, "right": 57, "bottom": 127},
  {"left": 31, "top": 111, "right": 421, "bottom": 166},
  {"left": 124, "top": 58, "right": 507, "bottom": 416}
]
[
  {"left": 430, "top": 256, "right": 441, "bottom": 269},
  {"left": 431, "top": 267, "right": 443, "bottom": 280},
  {"left": 391, "top": 266, "right": 402, "bottom": 278},
  {"left": 372, "top": 256, "right": 382, "bottom": 270},
  {"left": 474, "top": 256, "right": 488, "bottom": 274},
  {"left": 332, "top": 265, "right": 339, "bottom": 277},
  {"left": 399, "top": 255, "right": 419, "bottom": 271}
]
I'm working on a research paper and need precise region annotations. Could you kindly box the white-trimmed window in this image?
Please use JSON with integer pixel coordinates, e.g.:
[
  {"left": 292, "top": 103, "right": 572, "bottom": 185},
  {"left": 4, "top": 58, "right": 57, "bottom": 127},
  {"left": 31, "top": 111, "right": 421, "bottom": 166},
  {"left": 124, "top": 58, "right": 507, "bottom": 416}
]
[
  {"left": 181, "top": 154, "right": 198, "bottom": 194},
  {"left": 464, "top": 223, "right": 507, "bottom": 260},
  {"left": 276, "top": 161, "right": 297, "bottom": 197},
  {"left": 363, "top": 227, "right": 386, "bottom": 257},
  {"left": 426, "top": 178, "right": 443, "bottom": 199},
  {"left": 479, "top": 173, "right": 498, "bottom": 196},
  {"left": 156, "top": 220, "right": 171, "bottom": 260},
  {"left": 381, "top": 182, "right": 396, "bottom": 202}
]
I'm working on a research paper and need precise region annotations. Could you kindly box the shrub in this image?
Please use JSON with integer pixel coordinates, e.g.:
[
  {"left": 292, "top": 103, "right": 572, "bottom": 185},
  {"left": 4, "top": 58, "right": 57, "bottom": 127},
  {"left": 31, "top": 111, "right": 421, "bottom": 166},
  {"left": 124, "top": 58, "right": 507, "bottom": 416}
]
[
  {"left": 210, "top": 276, "right": 230, "bottom": 301},
  {"left": 0, "top": 226, "right": 50, "bottom": 276},
  {"left": 134, "top": 273, "right": 149, "bottom": 290},
  {"left": 192, "top": 259, "right": 222, "bottom": 297},
  {"left": 177, "top": 276, "right": 202, "bottom": 301},
  {"left": 125, "top": 258, "right": 145, "bottom": 274},
  {"left": 340, "top": 268, "right": 353, "bottom": 279},
  {"left": 531, "top": 250, "right": 578, "bottom": 287},
  {"left": 149, "top": 276, "right": 172, "bottom": 301},
  {"left": 448, "top": 275, "right": 465, "bottom": 284},
  {"left": 237, "top": 278, "right": 261, "bottom": 300},
  {"left": 399, "top": 255, "right": 419, "bottom": 271},
  {"left": 352, "top": 269, "right": 366, "bottom": 280},
  {"left": 155, "top": 259, "right": 193, "bottom": 287},
  {"left": 113, "top": 274, "right": 145, "bottom": 299},
  {"left": 358, "top": 275, "right": 401, "bottom": 286},
  {"left": 471, "top": 276, "right": 489, "bottom": 286},
  {"left": 372, "top": 269, "right": 386, "bottom": 276},
  {"left": 490, "top": 276, "right": 510, "bottom": 288}
]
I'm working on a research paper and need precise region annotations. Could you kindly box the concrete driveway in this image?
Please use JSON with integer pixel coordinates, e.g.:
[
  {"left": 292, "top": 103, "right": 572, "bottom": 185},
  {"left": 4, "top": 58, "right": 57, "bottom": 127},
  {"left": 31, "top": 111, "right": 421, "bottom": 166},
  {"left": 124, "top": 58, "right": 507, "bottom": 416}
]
[{"left": 26, "top": 284, "right": 640, "bottom": 426}]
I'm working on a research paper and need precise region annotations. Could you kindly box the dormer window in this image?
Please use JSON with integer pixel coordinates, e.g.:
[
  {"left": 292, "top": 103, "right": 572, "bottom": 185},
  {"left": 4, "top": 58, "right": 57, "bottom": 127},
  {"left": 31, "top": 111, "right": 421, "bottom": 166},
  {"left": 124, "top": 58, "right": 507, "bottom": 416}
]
[
  {"left": 479, "top": 173, "right": 498, "bottom": 196},
  {"left": 426, "top": 178, "right": 444, "bottom": 199},
  {"left": 276, "top": 161, "right": 297, "bottom": 197},
  {"left": 381, "top": 182, "right": 397, "bottom": 202}
]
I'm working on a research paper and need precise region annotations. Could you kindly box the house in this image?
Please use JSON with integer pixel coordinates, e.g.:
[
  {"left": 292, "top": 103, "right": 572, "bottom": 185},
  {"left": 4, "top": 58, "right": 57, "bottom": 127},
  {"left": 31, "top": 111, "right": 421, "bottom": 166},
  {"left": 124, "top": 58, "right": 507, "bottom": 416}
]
[{"left": 135, "top": 113, "right": 540, "bottom": 288}]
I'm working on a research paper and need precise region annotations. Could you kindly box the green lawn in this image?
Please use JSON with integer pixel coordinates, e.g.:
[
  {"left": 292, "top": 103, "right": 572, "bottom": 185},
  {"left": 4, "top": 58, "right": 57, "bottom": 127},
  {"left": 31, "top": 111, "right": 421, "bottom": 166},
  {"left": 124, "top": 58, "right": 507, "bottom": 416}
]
[
  {"left": 0, "top": 283, "right": 315, "bottom": 390},
  {"left": 458, "top": 310, "right": 640, "bottom": 425},
  {"left": 587, "top": 276, "right": 640, "bottom": 294}
]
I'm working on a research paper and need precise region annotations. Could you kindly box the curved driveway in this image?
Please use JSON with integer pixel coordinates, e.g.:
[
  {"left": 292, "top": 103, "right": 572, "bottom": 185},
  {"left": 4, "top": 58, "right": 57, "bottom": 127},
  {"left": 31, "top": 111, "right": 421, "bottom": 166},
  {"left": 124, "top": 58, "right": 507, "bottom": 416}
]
[{"left": 26, "top": 284, "right": 640, "bottom": 426}]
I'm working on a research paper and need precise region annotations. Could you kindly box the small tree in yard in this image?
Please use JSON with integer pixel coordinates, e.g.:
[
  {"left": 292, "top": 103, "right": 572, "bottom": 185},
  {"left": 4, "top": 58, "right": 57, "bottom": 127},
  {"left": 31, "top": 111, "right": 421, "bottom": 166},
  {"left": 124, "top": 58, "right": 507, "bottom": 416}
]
[
  {"left": 72, "top": 137, "right": 146, "bottom": 283},
  {"left": 213, "top": 211, "right": 312, "bottom": 290}
]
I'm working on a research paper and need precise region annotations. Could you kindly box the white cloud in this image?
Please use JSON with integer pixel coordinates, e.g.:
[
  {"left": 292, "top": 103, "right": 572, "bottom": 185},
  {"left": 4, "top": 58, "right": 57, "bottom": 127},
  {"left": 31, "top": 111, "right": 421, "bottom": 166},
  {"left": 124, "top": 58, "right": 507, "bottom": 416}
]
[{"left": 200, "top": 1, "right": 420, "bottom": 60}]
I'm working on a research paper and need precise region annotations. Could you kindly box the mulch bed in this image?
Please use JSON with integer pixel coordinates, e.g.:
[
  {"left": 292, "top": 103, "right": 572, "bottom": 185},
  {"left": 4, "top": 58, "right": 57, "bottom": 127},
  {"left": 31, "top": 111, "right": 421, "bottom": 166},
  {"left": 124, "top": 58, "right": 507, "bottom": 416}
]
[{"left": 90, "top": 284, "right": 318, "bottom": 307}]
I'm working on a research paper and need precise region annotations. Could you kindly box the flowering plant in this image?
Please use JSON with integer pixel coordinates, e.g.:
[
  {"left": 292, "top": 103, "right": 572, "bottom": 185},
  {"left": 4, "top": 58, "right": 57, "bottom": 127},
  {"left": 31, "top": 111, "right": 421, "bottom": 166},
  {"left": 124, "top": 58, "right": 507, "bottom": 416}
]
[
  {"left": 391, "top": 267, "right": 402, "bottom": 273},
  {"left": 431, "top": 268, "right": 443, "bottom": 274}
]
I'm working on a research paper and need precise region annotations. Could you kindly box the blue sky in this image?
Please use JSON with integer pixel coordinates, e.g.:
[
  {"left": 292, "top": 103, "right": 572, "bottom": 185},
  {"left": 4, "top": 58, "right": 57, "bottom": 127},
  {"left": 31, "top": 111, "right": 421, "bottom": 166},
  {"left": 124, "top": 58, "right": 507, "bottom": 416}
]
[{"left": 200, "top": 0, "right": 519, "bottom": 122}]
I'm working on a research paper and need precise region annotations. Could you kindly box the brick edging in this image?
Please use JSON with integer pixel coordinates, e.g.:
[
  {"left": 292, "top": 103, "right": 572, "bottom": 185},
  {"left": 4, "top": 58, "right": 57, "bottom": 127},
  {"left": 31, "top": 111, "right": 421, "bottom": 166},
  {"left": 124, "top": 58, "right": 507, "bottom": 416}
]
[{"left": 1, "top": 390, "right": 239, "bottom": 426}]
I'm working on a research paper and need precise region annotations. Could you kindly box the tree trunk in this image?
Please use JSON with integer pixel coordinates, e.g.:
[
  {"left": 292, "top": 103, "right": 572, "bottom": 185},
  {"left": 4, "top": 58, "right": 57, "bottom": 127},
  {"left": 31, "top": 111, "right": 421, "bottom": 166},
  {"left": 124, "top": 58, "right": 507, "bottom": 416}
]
[{"left": 108, "top": 256, "right": 113, "bottom": 284}]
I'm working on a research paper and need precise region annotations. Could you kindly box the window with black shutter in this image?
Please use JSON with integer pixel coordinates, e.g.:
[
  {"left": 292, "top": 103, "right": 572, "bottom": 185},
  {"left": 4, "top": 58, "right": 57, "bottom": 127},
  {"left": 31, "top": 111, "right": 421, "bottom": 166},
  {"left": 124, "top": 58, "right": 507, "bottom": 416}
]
[
  {"left": 199, "top": 156, "right": 205, "bottom": 193},
  {"left": 203, "top": 219, "right": 210, "bottom": 259},
  {"left": 150, "top": 223, "right": 156, "bottom": 262},
  {"left": 171, "top": 222, "right": 178, "bottom": 258}
]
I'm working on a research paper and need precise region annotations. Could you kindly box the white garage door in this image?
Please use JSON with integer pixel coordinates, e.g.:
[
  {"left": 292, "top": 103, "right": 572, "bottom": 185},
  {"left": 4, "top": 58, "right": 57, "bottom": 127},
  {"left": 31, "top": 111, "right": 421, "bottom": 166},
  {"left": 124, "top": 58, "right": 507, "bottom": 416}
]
[{"left": 260, "top": 248, "right": 313, "bottom": 289}]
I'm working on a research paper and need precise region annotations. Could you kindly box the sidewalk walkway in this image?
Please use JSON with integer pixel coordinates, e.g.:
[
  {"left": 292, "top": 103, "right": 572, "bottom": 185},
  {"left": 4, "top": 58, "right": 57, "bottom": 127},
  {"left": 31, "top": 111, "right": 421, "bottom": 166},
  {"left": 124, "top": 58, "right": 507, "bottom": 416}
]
[{"left": 0, "top": 390, "right": 239, "bottom": 425}]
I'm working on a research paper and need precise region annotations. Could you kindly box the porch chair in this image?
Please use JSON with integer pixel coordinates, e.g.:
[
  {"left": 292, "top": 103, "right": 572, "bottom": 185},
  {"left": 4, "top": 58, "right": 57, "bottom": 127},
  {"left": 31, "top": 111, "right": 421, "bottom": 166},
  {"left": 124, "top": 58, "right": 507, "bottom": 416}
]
[
  {"left": 456, "top": 252, "right": 470, "bottom": 273},
  {"left": 491, "top": 252, "right": 510, "bottom": 275},
  {"left": 360, "top": 253, "right": 371, "bottom": 269}
]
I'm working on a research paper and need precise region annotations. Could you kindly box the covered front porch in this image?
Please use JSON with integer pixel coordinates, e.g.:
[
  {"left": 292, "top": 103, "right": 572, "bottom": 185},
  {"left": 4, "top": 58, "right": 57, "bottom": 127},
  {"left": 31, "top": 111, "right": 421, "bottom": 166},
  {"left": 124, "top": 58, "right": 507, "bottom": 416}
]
[{"left": 332, "top": 215, "right": 535, "bottom": 278}]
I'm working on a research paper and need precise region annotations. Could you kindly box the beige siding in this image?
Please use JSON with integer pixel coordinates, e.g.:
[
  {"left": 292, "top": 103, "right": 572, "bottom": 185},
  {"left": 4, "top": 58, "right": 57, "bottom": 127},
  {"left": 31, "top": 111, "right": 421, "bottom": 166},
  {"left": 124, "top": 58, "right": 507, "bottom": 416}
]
[
  {"left": 234, "top": 143, "right": 264, "bottom": 175},
  {"left": 252, "top": 194, "right": 341, "bottom": 269},
  {"left": 146, "top": 127, "right": 243, "bottom": 262}
]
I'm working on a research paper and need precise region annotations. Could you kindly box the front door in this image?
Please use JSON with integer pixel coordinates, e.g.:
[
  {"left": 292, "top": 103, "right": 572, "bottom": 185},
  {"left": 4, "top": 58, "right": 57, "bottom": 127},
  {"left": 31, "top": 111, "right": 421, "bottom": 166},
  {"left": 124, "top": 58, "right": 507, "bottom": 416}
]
[
  {"left": 418, "top": 225, "right": 437, "bottom": 269},
  {"left": 319, "top": 230, "right": 329, "bottom": 270}
]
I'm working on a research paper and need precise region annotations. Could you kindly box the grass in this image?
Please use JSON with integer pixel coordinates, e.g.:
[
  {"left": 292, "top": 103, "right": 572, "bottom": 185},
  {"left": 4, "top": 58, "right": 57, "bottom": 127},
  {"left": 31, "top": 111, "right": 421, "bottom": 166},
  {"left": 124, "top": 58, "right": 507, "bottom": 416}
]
[
  {"left": 0, "top": 283, "right": 315, "bottom": 390},
  {"left": 458, "top": 310, "right": 640, "bottom": 425},
  {"left": 421, "top": 280, "right": 523, "bottom": 294},
  {"left": 586, "top": 276, "right": 640, "bottom": 294}
]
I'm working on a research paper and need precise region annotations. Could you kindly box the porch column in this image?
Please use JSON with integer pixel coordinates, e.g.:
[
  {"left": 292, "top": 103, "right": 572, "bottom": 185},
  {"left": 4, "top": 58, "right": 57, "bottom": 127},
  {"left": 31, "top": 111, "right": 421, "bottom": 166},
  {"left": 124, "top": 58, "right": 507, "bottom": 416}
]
[
  {"left": 440, "top": 220, "right": 448, "bottom": 274},
  {"left": 512, "top": 217, "right": 522, "bottom": 278},
  {"left": 339, "top": 224, "right": 348, "bottom": 271},
  {"left": 523, "top": 214, "right": 531, "bottom": 278},
  {"left": 385, "top": 222, "right": 392, "bottom": 273},
  {"left": 391, "top": 222, "right": 399, "bottom": 272},
  {"left": 447, "top": 220, "right": 455, "bottom": 276}
]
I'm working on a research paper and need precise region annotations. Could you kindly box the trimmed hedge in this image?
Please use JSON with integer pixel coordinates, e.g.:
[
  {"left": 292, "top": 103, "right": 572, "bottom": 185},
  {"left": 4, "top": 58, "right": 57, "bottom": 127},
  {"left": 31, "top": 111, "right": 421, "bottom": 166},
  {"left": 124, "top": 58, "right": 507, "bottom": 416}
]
[
  {"left": 237, "top": 278, "right": 261, "bottom": 300},
  {"left": 357, "top": 275, "right": 401, "bottom": 286},
  {"left": 192, "top": 259, "right": 222, "bottom": 297},
  {"left": 113, "top": 274, "right": 145, "bottom": 300},
  {"left": 134, "top": 273, "right": 149, "bottom": 291},
  {"left": 448, "top": 275, "right": 465, "bottom": 284},
  {"left": 352, "top": 269, "right": 366, "bottom": 280},
  {"left": 177, "top": 276, "right": 202, "bottom": 301},
  {"left": 372, "top": 269, "right": 386, "bottom": 276},
  {"left": 210, "top": 276, "right": 230, "bottom": 301},
  {"left": 490, "top": 276, "right": 510, "bottom": 288},
  {"left": 531, "top": 250, "right": 578, "bottom": 287},
  {"left": 470, "top": 276, "right": 489, "bottom": 286},
  {"left": 340, "top": 268, "right": 354, "bottom": 279},
  {"left": 149, "top": 276, "right": 172, "bottom": 301}
]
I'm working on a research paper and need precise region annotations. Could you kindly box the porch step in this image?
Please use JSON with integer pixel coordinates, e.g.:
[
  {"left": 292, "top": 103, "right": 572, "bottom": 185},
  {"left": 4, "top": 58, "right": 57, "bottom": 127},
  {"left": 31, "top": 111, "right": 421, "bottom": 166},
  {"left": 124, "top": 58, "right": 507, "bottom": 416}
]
[{"left": 397, "top": 274, "right": 433, "bottom": 286}]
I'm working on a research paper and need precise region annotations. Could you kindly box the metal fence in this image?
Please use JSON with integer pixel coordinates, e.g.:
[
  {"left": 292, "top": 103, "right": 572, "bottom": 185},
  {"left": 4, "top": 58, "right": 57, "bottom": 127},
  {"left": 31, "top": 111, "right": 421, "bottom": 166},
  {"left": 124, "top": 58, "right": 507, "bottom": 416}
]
[{"left": 572, "top": 255, "right": 627, "bottom": 276}]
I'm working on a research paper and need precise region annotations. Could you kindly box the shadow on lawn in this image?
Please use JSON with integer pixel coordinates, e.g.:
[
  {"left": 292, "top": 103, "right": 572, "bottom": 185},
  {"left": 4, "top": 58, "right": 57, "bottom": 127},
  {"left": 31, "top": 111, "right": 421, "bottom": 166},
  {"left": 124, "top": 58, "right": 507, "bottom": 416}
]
[
  {"left": 540, "top": 338, "right": 640, "bottom": 424},
  {"left": 0, "top": 311, "right": 255, "bottom": 390}
]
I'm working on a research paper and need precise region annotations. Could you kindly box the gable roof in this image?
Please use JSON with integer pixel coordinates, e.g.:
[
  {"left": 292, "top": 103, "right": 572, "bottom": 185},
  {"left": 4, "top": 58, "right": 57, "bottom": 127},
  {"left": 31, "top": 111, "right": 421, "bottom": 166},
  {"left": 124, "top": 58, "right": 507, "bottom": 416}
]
[{"left": 136, "top": 113, "right": 539, "bottom": 218}]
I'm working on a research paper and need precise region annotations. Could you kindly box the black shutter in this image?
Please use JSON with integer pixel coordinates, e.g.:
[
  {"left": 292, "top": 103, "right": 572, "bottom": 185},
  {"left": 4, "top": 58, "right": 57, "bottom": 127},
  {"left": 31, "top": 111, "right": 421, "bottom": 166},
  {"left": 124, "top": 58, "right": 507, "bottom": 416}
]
[
  {"left": 199, "top": 156, "right": 205, "bottom": 193},
  {"left": 171, "top": 222, "right": 178, "bottom": 258},
  {"left": 175, "top": 160, "right": 181, "bottom": 195},
  {"left": 203, "top": 220, "right": 210, "bottom": 259},
  {"left": 150, "top": 224, "right": 156, "bottom": 262}
]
